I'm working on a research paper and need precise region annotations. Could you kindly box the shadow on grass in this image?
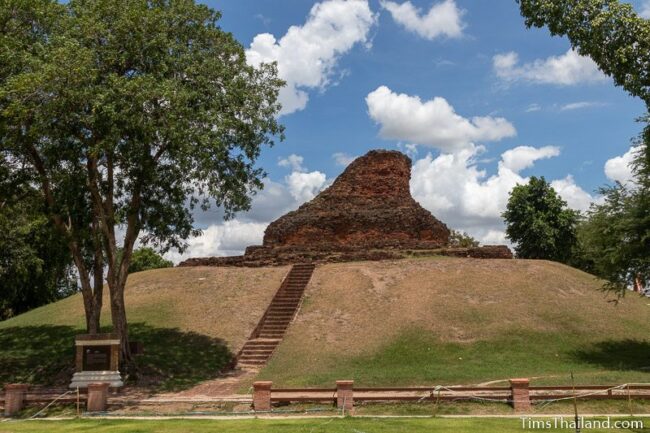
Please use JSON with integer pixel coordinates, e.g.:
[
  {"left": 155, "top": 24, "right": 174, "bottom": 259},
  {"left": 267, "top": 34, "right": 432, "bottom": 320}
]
[
  {"left": 572, "top": 339, "right": 650, "bottom": 372},
  {"left": 0, "top": 325, "right": 77, "bottom": 386},
  {"left": 129, "top": 322, "right": 234, "bottom": 391},
  {"left": 0, "top": 323, "right": 234, "bottom": 391}
]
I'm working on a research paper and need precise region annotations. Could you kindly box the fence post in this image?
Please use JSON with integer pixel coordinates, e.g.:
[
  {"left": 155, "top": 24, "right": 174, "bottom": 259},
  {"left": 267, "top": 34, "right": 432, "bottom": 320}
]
[
  {"left": 4, "top": 384, "right": 29, "bottom": 417},
  {"left": 510, "top": 378, "right": 531, "bottom": 412},
  {"left": 253, "top": 381, "right": 273, "bottom": 411},
  {"left": 336, "top": 380, "right": 354, "bottom": 414},
  {"left": 86, "top": 382, "right": 109, "bottom": 412}
]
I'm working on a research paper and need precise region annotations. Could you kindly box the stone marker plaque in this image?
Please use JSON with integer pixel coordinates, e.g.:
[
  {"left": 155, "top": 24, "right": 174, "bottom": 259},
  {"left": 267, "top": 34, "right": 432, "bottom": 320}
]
[
  {"left": 83, "top": 346, "right": 111, "bottom": 371},
  {"left": 70, "top": 333, "right": 123, "bottom": 389}
]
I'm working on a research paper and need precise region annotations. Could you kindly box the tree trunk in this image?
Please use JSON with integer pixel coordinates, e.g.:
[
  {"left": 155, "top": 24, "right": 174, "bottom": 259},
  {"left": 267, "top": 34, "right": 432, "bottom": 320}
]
[
  {"left": 82, "top": 290, "right": 101, "bottom": 334},
  {"left": 71, "top": 247, "right": 102, "bottom": 335},
  {"left": 109, "top": 277, "right": 132, "bottom": 369}
]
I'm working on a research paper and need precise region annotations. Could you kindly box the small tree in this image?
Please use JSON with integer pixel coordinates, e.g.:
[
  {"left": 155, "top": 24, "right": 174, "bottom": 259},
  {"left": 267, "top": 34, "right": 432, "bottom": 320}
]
[
  {"left": 575, "top": 141, "right": 649, "bottom": 293},
  {"left": 449, "top": 230, "right": 480, "bottom": 248},
  {"left": 502, "top": 176, "right": 579, "bottom": 262},
  {"left": 126, "top": 248, "right": 173, "bottom": 274},
  {"left": 1, "top": 0, "right": 284, "bottom": 362}
]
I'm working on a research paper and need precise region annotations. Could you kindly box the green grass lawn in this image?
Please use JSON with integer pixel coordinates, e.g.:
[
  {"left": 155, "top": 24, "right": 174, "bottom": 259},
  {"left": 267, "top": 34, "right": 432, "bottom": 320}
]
[
  {"left": 0, "top": 417, "right": 648, "bottom": 433},
  {"left": 255, "top": 329, "right": 650, "bottom": 388}
]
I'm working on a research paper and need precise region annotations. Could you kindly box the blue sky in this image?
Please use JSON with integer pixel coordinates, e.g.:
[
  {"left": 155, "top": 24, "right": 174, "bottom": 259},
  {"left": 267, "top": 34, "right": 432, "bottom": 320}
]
[{"left": 167, "top": 0, "right": 649, "bottom": 261}]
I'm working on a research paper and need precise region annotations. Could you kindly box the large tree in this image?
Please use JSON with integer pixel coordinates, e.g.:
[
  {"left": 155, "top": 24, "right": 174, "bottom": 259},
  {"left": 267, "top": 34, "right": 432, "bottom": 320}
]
[
  {"left": 576, "top": 131, "right": 650, "bottom": 292},
  {"left": 503, "top": 176, "right": 580, "bottom": 262},
  {"left": 1, "top": 0, "right": 284, "bottom": 362}
]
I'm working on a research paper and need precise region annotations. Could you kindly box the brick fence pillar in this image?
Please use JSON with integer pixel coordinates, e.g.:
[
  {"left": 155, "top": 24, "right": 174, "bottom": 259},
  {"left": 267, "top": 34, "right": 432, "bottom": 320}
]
[
  {"left": 86, "top": 383, "right": 109, "bottom": 412},
  {"left": 4, "top": 384, "right": 29, "bottom": 417},
  {"left": 336, "top": 380, "right": 354, "bottom": 414},
  {"left": 510, "top": 378, "right": 531, "bottom": 412},
  {"left": 253, "top": 381, "right": 273, "bottom": 411}
]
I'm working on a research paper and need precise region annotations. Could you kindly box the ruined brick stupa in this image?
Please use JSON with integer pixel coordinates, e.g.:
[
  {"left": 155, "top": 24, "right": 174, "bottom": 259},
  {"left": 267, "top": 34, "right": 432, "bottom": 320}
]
[
  {"left": 180, "top": 149, "right": 511, "bottom": 267},
  {"left": 264, "top": 150, "right": 450, "bottom": 250}
]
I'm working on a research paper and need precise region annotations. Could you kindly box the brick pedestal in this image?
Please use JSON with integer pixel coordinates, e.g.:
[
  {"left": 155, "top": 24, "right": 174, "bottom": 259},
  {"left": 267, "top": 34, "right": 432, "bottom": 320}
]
[
  {"left": 4, "top": 384, "right": 29, "bottom": 417},
  {"left": 253, "top": 381, "right": 273, "bottom": 411},
  {"left": 336, "top": 380, "right": 354, "bottom": 413},
  {"left": 510, "top": 378, "right": 531, "bottom": 412},
  {"left": 86, "top": 382, "right": 109, "bottom": 412}
]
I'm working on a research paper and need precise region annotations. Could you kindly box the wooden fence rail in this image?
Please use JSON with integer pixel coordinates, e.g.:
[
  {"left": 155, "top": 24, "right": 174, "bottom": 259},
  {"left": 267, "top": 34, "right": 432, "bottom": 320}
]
[{"left": 253, "top": 379, "right": 650, "bottom": 413}]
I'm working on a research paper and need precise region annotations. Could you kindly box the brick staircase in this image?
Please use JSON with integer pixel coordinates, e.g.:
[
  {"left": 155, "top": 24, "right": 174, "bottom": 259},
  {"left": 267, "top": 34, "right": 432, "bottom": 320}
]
[{"left": 237, "top": 263, "right": 315, "bottom": 369}]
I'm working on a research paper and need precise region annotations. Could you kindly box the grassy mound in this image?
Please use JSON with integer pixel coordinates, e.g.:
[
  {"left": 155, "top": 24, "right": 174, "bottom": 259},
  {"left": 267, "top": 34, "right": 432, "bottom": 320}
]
[
  {"left": 256, "top": 258, "right": 650, "bottom": 387},
  {"left": 2, "top": 257, "right": 649, "bottom": 391},
  {"left": 0, "top": 266, "right": 288, "bottom": 390}
]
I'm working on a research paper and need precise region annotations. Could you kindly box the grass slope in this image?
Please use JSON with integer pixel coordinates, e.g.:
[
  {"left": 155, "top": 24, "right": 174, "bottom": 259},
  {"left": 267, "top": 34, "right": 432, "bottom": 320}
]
[
  {"left": 257, "top": 258, "right": 650, "bottom": 387},
  {"left": 0, "top": 266, "right": 288, "bottom": 390},
  {"left": 2, "top": 257, "right": 649, "bottom": 391}
]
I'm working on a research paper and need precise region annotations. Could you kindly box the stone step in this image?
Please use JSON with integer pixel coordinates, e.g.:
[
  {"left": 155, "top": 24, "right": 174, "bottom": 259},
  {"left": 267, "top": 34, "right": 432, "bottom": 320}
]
[
  {"left": 237, "top": 264, "right": 314, "bottom": 369},
  {"left": 259, "top": 332, "right": 285, "bottom": 338},
  {"left": 243, "top": 340, "right": 277, "bottom": 346},
  {"left": 239, "top": 354, "right": 271, "bottom": 360},
  {"left": 260, "top": 326, "right": 288, "bottom": 331},
  {"left": 241, "top": 347, "right": 276, "bottom": 352}
]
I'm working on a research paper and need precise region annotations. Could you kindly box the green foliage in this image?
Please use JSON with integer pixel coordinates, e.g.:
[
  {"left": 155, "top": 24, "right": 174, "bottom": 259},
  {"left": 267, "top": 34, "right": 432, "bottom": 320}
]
[
  {"left": 575, "top": 140, "right": 649, "bottom": 292},
  {"left": 502, "top": 176, "right": 579, "bottom": 261},
  {"left": 0, "top": 184, "right": 76, "bottom": 320},
  {"left": 1, "top": 0, "right": 284, "bottom": 339},
  {"left": 449, "top": 230, "right": 480, "bottom": 248},
  {"left": 516, "top": 0, "right": 650, "bottom": 107},
  {"left": 127, "top": 248, "right": 173, "bottom": 274}
]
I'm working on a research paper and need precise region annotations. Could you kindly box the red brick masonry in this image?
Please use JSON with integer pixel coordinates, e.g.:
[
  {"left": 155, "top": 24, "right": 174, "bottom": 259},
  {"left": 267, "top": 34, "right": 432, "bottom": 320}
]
[
  {"left": 87, "top": 382, "right": 109, "bottom": 412},
  {"left": 510, "top": 378, "right": 531, "bottom": 412},
  {"left": 253, "top": 381, "right": 273, "bottom": 411},
  {"left": 4, "top": 384, "right": 28, "bottom": 416},
  {"left": 336, "top": 380, "right": 354, "bottom": 413}
]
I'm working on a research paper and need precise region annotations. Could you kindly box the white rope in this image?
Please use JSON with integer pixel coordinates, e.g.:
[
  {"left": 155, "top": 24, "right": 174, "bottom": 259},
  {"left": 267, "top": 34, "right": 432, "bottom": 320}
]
[{"left": 29, "top": 390, "right": 75, "bottom": 419}]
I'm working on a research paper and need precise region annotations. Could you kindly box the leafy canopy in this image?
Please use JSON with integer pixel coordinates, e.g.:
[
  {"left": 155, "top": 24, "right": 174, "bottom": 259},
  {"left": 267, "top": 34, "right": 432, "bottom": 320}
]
[
  {"left": 575, "top": 131, "right": 650, "bottom": 291},
  {"left": 517, "top": 0, "right": 650, "bottom": 107},
  {"left": 503, "top": 176, "right": 580, "bottom": 262},
  {"left": 122, "top": 247, "right": 173, "bottom": 274},
  {"left": 1, "top": 0, "right": 285, "bottom": 343}
]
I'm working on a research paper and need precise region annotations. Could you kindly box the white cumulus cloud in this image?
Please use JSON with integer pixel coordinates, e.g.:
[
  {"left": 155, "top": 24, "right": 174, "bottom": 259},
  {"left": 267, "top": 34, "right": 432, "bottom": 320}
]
[
  {"left": 411, "top": 145, "right": 596, "bottom": 244},
  {"left": 285, "top": 171, "right": 328, "bottom": 202},
  {"left": 246, "top": 0, "right": 376, "bottom": 115},
  {"left": 381, "top": 0, "right": 465, "bottom": 40},
  {"left": 604, "top": 145, "right": 641, "bottom": 186},
  {"left": 278, "top": 154, "right": 306, "bottom": 172},
  {"left": 641, "top": 0, "right": 650, "bottom": 18},
  {"left": 500, "top": 145, "right": 560, "bottom": 172},
  {"left": 560, "top": 101, "right": 607, "bottom": 111},
  {"left": 366, "top": 86, "right": 516, "bottom": 153},
  {"left": 332, "top": 152, "right": 357, "bottom": 166},
  {"left": 164, "top": 220, "right": 268, "bottom": 263},
  {"left": 551, "top": 175, "right": 599, "bottom": 211},
  {"left": 493, "top": 49, "right": 607, "bottom": 85}
]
